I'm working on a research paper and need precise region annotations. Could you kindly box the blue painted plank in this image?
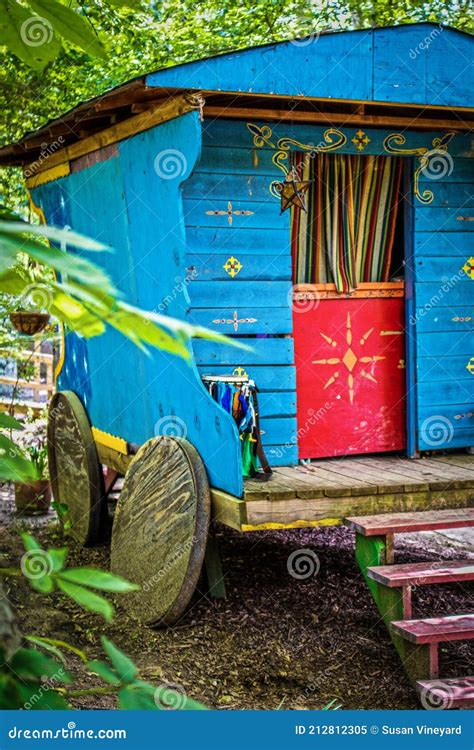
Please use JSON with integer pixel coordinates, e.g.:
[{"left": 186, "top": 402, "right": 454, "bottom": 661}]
[
  {"left": 415, "top": 207, "right": 474, "bottom": 233},
  {"left": 373, "top": 26, "right": 428, "bottom": 104},
  {"left": 260, "top": 417, "right": 297, "bottom": 445},
  {"left": 418, "top": 379, "right": 474, "bottom": 407},
  {"left": 188, "top": 306, "right": 292, "bottom": 335},
  {"left": 417, "top": 331, "right": 474, "bottom": 357},
  {"left": 416, "top": 182, "right": 474, "bottom": 207},
  {"left": 265, "top": 444, "right": 299, "bottom": 466},
  {"left": 418, "top": 429, "right": 474, "bottom": 452},
  {"left": 259, "top": 391, "right": 296, "bottom": 418},
  {"left": 197, "top": 364, "right": 296, "bottom": 392},
  {"left": 417, "top": 355, "right": 474, "bottom": 382},
  {"left": 414, "top": 232, "right": 474, "bottom": 256},
  {"left": 415, "top": 281, "right": 474, "bottom": 307},
  {"left": 189, "top": 280, "right": 290, "bottom": 308},
  {"left": 184, "top": 171, "right": 277, "bottom": 202},
  {"left": 186, "top": 252, "right": 291, "bottom": 281},
  {"left": 185, "top": 226, "right": 290, "bottom": 254},
  {"left": 147, "top": 29, "right": 373, "bottom": 102},
  {"left": 198, "top": 145, "right": 280, "bottom": 175},
  {"left": 415, "top": 305, "right": 474, "bottom": 333},
  {"left": 193, "top": 337, "right": 294, "bottom": 366},
  {"left": 183, "top": 197, "right": 283, "bottom": 229},
  {"left": 413, "top": 256, "right": 473, "bottom": 282},
  {"left": 427, "top": 30, "right": 474, "bottom": 108}
]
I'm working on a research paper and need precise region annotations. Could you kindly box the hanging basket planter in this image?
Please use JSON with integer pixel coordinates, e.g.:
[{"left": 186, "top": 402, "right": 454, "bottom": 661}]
[{"left": 10, "top": 312, "right": 50, "bottom": 336}]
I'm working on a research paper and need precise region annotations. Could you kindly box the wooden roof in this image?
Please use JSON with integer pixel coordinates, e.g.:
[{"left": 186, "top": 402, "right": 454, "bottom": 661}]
[{"left": 1, "top": 22, "right": 472, "bottom": 169}]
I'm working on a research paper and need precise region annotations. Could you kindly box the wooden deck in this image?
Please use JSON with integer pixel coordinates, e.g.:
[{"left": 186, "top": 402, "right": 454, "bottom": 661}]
[{"left": 211, "top": 454, "right": 474, "bottom": 532}]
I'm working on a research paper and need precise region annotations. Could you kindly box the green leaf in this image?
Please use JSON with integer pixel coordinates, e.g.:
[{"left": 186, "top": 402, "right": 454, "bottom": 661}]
[
  {"left": 17, "top": 682, "right": 70, "bottom": 709},
  {"left": 0, "top": 674, "right": 21, "bottom": 709},
  {"left": 25, "top": 636, "right": 67, "bottom": 667},
  {"left": 0, "top": 434, "right": 39, "bottom": 483},
  {"left": 86, "top": 659, "right": 121, "bottom": 685},
  {"left": 21, "top": 532, "right": 41, "bottom": 552},
  {"left": 59, "top": 568, "right": 139, "bottom": 593},
  {"left": 28, "top": 0, "right": 106, "bottom": 58},
  {"left": 10, "top": 648, "right": 70, "bottom": 682},
  {"left": 56, "top": 578, "right": 114, "bottom": 621},
  {"left": 46, "top": 547, "right": 68, "bottom": 572},
  {"left": 0, "top": 0, "right": 60, "bottom": 71},
  {"left": 118, "top": 685, "right": 158, "bottom": 710},
  {"left": 29, "top": 574, "right": 54, "bottom": 594},
  {"left": 101, "top": 637, "right": 137, "bottom": 683},
  {"left": 24, "top": 636, "right": 87, "bottom": 663},
  {"left": 0, "top": 220, "right": 110, "bottom": 252},
  {"left": 0, "top": 412, "right": 23, "bottom": 430}
]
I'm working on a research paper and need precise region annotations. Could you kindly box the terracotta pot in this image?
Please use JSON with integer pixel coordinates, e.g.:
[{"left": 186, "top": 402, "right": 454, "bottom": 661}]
[
  {"left": 15, "top": 480, "right": 52, "bottom": 514},
  {"left": 10, "top": 312, "right": 50, "bottom": 336}
]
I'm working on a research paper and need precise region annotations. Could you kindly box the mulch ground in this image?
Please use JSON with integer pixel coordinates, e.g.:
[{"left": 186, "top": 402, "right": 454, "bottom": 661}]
[{"left": 2, "top": 489, "right": 473, "bottom": 711}]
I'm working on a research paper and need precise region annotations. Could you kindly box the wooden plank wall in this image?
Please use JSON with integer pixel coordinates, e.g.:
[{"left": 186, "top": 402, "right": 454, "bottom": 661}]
[
  {"left": 146, "top": 25, "right": 473, "bottom": 109},
  {"left": 183, "top": 119, "right": 298, "bottom": 465},
  {"left": 413, "top": 153, "right": 474, "bottom": 451}
]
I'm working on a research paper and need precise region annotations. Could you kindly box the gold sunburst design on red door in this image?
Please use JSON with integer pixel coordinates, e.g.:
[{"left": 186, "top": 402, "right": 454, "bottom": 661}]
[{"left": 312, "top": 312, "right": 391, "bottom": 405}]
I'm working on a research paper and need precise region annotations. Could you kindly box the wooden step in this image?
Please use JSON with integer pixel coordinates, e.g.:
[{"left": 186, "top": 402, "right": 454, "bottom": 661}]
[
  {"left": 391, "top": 614, "right": 474, "bottom": 644},
  {"left": 368, "top": 560, "right": 474, "bottom": 587},
  {"left": 346, "top": 507, "right": 474, "bottom": 536},
  {"left": 416, "top": 676, "right": 474, "bottom": 709}
]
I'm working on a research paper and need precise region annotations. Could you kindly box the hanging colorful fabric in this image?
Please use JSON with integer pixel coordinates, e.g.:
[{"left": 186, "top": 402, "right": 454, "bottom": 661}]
[{"left": 291, "top": 152, "right": 402, "bottom": 292}]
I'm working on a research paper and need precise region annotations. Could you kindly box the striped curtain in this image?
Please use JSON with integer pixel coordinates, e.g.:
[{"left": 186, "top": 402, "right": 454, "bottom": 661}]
[{"left": 291, "top": 152, "right": 402, "bottom": 293}]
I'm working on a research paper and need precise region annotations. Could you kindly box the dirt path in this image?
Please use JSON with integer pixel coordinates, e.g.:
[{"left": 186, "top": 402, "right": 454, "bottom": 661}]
[{"left": 2, "top": 486, "right": 473, "bottom": 710}]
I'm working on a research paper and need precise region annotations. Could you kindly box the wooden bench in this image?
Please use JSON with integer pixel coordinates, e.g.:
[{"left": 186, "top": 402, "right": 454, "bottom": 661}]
[{"left": 416, "top": 676, "right": 474, "bottom": 709}]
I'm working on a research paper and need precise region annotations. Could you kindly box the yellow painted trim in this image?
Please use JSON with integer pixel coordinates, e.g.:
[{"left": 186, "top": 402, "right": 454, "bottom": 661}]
[
  {"left": 27, "top": 192, "right": 66, "bottom": 383},
  {"left": 92, "top": 427, "right": 128, "bottom": 455},
  {"left": 241, "top": 518, "right": 341, "bottom": 532},
  {"left": 25, "top": 163, "right": 70, "bottom": 189}
]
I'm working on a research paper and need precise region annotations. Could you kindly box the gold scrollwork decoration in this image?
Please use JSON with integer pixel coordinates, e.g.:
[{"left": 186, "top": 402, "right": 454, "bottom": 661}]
[
  {"left": 383, "top": 132, "right": 456, "bottom": 205},
  {"left": 247, "top": 123, "right": 347, "bottom": 199}
]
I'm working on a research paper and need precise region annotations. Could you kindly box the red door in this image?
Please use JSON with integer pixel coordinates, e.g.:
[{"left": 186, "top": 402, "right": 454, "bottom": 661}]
[{"left": 293, "top": 290, "right": 406, "bottom": 459}]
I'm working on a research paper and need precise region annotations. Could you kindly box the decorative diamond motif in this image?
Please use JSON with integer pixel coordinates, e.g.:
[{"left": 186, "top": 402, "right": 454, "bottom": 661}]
[
  {"left": 342, "top": 348, "right": 358, "bottom": 372},
  {"left": 223, "top": 256, "right": 243, "bottom": 278},
  {"left": 467, "top": 357, "right": 474, "bottom": 375},
  {"left": 462, "top": 256, "right": 474, "bottom": 280}
]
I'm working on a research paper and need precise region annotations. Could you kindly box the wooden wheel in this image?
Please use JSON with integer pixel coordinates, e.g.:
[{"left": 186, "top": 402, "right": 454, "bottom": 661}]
[
  {"left": 47, "top": 391, "right": 106, "bottom": 546},
  {"left": 110, "top": 436, "right": 210, "bottom": 627}
]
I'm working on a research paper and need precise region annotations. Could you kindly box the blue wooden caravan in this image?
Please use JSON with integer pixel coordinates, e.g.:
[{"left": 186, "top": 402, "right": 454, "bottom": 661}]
[{"left": 1, "top": 23, "right": 473, "bottom": 633}]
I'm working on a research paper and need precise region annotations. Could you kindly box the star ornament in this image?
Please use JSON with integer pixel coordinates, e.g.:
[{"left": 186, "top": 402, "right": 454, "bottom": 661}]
[{"left": 275, "top": 174, "right": 312, "bottom": 213}]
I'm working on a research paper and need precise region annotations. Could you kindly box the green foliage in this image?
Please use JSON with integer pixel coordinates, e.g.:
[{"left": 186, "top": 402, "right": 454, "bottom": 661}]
[
  {"left": 0, "top": 535, "right": 207, "bottom": 710},
  {"left": 20, "top": 532, "right": 138, "bottom": 621}
]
